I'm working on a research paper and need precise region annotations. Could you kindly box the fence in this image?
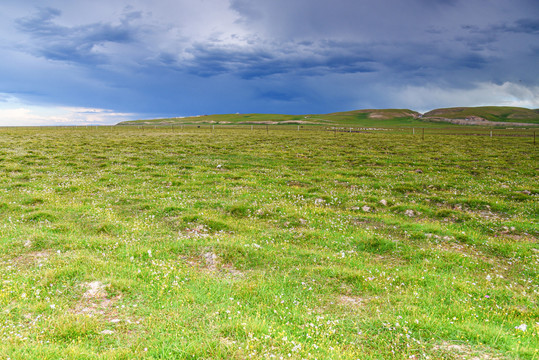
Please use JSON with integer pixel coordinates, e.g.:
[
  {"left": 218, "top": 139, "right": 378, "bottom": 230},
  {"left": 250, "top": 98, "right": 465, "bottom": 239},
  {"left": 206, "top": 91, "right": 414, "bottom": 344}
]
[{"left": 0, "top": 124, "right": 537, "bottom": 143}]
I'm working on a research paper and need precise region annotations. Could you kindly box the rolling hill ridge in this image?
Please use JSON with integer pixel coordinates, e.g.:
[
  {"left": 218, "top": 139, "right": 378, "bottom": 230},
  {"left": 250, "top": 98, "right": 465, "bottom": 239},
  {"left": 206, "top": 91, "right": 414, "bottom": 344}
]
[{"left": 118, "top": 106, "right": 539, "bottom": 127}]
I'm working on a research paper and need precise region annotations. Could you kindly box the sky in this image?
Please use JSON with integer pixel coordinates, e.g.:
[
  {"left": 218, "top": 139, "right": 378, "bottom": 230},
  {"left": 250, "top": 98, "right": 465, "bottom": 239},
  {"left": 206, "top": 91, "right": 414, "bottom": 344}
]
[{"left": 0, "top": 0, "right": 538, "bottom": 125}]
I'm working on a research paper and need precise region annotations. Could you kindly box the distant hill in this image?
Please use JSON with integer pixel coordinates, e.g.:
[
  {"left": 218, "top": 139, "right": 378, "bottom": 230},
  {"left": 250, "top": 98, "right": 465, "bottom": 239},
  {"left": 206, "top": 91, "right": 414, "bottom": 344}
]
[
  {"left": 117, "top": 106, "right": 539, "bottom": 127},
  {"left": 118, "top": 109, "right": 423, "bottom": 127},
  {"left": 422, "top": 106, "right": 539, "bottom": 125}
]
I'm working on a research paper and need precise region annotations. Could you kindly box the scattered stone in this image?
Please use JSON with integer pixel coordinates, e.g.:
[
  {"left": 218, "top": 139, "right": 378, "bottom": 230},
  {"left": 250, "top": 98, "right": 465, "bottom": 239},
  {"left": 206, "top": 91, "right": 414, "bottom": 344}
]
[
  {"left": 299, "top": 218, "right": 307, "bottom": 225},
  {"left": 100, "top": 330, "right": 114, "bottom": 335},
  {"left": 314, "top": 198, "right": 325, "bottom": 206},
  {"left": 24, "top": 240, "right": 32, "bottom": 248},
  {"left": 404, "top": 209, "right": 415, "bottom": 217},
  {"left": 522, "top": 190, "right": 531, "bottom": 195},
  {"left": 204, "top": 252, "right": 218, "bottom": 271},
  {"left": 183, "top": 225, "right": 210, "bottom": 238},
  {"left": 339, "top": 295, "right": 365, "bottom": 307},
  {"left": 216, "top": 164, "right": 222, "bottom": 169},
  {"left": 83, "top": 281, "right": 107, "bottom": 299},
  {"left": 414, "top": 169, "right": 423, "bottom": 173},
  {"left": 361, "top": 205, "right": 371, "bottom": 212},
  {"left": 379, "top": 199, "right": 388, "bottom": 206}
]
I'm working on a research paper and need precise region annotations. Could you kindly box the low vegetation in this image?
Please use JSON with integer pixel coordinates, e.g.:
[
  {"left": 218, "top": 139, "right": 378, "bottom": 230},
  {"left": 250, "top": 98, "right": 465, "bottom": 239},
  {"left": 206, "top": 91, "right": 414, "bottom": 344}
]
[{"left": 0, "top": 126, "right": 537, "bottom": 359}]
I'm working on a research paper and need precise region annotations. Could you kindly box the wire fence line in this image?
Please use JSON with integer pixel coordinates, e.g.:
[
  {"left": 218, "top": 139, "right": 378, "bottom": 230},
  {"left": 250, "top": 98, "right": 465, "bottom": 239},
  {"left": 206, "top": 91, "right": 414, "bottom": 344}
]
[{"left": 0, "top": 124, "right": 537, "bottom": 141}]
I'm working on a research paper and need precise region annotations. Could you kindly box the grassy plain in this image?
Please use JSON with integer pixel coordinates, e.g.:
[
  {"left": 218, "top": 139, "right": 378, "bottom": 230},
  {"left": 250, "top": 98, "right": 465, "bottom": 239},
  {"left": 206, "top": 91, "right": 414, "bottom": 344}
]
[{"left": 0, "top": 127, "right": 537, "bottom": 359}]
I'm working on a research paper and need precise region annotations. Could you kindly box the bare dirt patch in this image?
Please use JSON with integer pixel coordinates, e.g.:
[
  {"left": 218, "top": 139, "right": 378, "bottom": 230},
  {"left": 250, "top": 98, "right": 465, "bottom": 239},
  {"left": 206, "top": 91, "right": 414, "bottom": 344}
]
[
  {"left": 10, "top": 250, "right": 53, "bottom": 267},
  {"left": 187, "top": 251, "right": 244, "bottom": 278},
  {"left": 180, "top": 225, "right": 211, "bottom": 238},
  {"left": 72, "top": 281, "right": 120, "bottom": 319},
  {"left": 432, "top": 342, "right": 507, "bottom": 359},
  {"left": 339, "top": 295, "right": 368, "bottom": 308}
]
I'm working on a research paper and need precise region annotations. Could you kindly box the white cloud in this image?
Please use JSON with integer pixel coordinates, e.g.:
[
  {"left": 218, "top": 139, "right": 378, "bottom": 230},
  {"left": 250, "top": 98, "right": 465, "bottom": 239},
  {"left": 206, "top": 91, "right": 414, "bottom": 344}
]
[
  {"left": 0, "top": 94, "right": 135, "bottom": 126},
  {"left": 390, "top": 82, "right": 539, "bottom": 113}
]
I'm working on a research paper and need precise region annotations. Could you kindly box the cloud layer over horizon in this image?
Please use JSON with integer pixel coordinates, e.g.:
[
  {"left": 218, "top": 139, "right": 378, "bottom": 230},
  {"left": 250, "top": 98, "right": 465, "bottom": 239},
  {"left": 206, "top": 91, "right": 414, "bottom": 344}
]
[{"left": 1, "top": 0, "right": 538, "bottom": 125}]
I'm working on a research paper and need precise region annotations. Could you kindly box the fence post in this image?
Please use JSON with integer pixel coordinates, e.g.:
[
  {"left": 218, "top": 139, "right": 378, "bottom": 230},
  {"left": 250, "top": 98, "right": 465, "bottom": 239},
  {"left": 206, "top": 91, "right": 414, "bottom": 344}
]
[
  {"left": 413, "top": 128, "right": 415, "bottom": 135},
  {"left": 490, "top": 130, "right": 492, "bottom": 138}
]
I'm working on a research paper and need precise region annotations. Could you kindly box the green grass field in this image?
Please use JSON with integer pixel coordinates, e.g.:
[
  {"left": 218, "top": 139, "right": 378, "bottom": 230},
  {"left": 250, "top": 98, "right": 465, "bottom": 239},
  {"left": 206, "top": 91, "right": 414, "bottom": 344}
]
[{"left": 0, "top": 127, "right": 537, "bottom": 359}]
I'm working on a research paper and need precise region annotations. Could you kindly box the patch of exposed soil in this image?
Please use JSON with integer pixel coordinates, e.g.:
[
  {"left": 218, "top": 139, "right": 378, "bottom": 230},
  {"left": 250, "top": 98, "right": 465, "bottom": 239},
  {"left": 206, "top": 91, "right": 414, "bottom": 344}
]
[
  {"left": 339, "top": 295, "right": 368, "bottom": 308},
  {"left": 186, "top": 251, "right": 244, "bottom": 278},
  {"left": 10, "top": 250, "right": 52, "bottom": 267},
  {"left": 72, "top": 281, "right": 120, "bottom": 319},
  {"left": 432, "top": 342, "right": 507, "bottom": 359}
]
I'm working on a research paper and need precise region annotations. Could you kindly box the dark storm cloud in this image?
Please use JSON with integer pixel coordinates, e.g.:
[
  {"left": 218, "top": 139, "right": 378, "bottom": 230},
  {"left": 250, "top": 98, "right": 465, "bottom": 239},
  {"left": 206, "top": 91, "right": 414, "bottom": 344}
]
[
  {"left": 178, "top": 40, "right": 377, "bottom": 79},
  {"left": 0, "top": 0, "right": 538, "bottom": 125},
  {"left": 494, "top": 18, "right": 539, "bottom": 34},
  {"left": 15, "top": 7, "right": 141, "bottom": 64}
]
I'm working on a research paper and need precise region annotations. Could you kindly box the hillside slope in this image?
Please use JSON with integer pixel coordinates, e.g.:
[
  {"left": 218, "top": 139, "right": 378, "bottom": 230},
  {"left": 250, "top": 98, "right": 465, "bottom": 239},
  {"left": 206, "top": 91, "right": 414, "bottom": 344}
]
[
  {"left": 118, "top": 109, "right": 421, "bottom": 127},
  {"left": 423, "top": 106, "right": 539, "bottom": 125},
  {"left": 117, "top": 107, "right": 539, "bottom": 127}
]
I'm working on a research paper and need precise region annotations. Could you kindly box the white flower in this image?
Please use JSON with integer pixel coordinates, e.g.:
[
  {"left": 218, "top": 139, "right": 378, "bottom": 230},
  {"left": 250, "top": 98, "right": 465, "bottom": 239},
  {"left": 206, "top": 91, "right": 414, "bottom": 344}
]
[{"left": 515, "top": 323, "right": 527, "bottom": 332}]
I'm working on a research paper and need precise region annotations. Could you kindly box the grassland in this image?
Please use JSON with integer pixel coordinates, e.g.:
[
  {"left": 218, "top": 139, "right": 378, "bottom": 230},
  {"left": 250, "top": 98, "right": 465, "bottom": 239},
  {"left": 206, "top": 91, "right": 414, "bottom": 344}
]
[{"left": 0, "top": 127, "right": 537, "bottom": 359}]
